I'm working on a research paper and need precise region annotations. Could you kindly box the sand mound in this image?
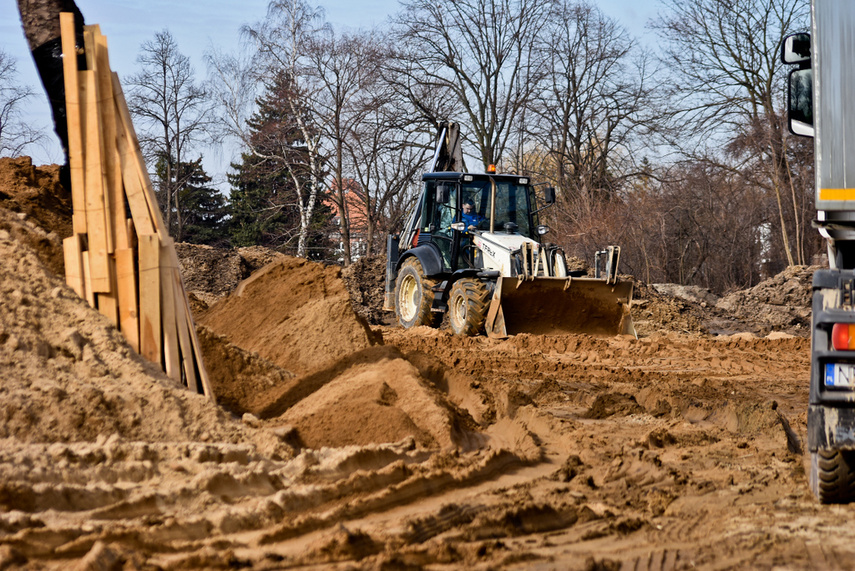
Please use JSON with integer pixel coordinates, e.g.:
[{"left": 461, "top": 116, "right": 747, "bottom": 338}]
[
  {"left": 0, "top": 208, "right": 262, "bottom": 446},
  {"left": 269, "top": 346, "right": 476, "bottom": 450},
  {"left": 175, "top": 243, "right": 287, "bottom": 307},
  {"left": 200, "top": 256, "right": 379, "bottom": 377},
  {"left": 195, "top": 325, "right": 295, "bottom": 417},
  {"left": 630, "top": 281, "right": 708, "bottom": 335},
  {"left": 340, "top": 255, "right": 392, "bottom": 325},
  {"left": 0, "top": 158, "right": 69, "bottom": 276},
  {"left": 716, "top": 265, "right": 815, "bottom": 330}
]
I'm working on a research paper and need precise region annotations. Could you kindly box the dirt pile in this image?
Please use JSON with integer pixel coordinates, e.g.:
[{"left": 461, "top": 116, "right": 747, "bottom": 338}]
[
  {"left": 716, "top": 264, "right": 815, "bottom": 332},
  {"left": 200, "top": 256, "right": 379, "bottom": 377},
  {"left": 175, "top": 243, "right": 286, "bottom": 307},
  {"left": 0, "top": 157, "right": 69, "bottom": 276},
  {"left": 195, "top": 325, "right": 295, "bottom": 417},
  {"left": 0, "top": 200, "right": 280, "bottom": 450},
  {"left": 630, "top": 280, "right": 709, "bottom": 335},
  {"left": 267, "top": 345, "right": 480, "bottom": 450},
  {"left": 340, "top": 254, "right": 391, "bottom": 325}
]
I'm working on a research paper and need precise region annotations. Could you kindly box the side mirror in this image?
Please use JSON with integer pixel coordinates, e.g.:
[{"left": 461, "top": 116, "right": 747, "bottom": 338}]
[
  {"left": 788, "top": 68, "right": 814, "bottom": 137},
  {"left": 435, "top": 183, "right": 451, "bottom": 204},
  {"left": 543, "top": 186, "right": 556, "bottom": 204},
  {"left": 781, "top": 32, "right": 811, "bottom": 65}
]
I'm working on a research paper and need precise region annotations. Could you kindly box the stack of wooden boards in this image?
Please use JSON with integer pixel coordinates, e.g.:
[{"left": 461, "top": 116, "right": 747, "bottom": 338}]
[{"left": 59, "top": 13, "right": 214, "bottom": 401}]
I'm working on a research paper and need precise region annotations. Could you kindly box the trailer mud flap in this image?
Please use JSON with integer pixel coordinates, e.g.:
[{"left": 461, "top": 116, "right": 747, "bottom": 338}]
[
  {"left": 809, "top": 404, "right": 855, "bottom": 451},
  {"left": 484, "top": 276, "right": 634, "bottom": 338}
]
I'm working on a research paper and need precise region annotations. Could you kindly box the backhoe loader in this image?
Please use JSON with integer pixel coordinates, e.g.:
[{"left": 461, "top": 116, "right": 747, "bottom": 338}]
[{"left": 383, "top": 123, "right": 635, "bottom": 338}]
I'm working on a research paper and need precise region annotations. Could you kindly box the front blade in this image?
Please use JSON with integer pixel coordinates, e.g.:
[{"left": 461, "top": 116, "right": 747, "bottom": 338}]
[{"left": 485, "top": 276, "right": 634, "bottom": 338}]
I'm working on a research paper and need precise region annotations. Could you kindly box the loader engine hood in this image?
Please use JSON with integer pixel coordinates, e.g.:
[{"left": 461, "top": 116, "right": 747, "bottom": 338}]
[{"left": 474, "top": 232, "right": 539, "bottom": 277}]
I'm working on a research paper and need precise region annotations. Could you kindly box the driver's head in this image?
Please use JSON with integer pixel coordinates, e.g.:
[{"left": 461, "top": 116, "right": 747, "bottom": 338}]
[{"left": 463, "top": 200, "right": 475, "bottom": 213}]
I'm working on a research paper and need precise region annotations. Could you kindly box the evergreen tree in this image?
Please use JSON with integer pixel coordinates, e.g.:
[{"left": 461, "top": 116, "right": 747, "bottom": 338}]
[
  {"left": 177, "top": 159, "right": 228, "bottom": 246},
  {"left": 154, "top": 156, "right": 227, "bottom": 244},
  {"left": 227, "top": 71, "right": 333, "bottom": 256}
]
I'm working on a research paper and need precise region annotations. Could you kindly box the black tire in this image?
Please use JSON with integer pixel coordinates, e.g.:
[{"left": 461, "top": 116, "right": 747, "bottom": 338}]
[
  {"left": 810, "top": 449, "right": 855, "bottom": 503},
  {"left": 448, "top": 278, "right": 490, "bottom": 336},
  {"left": 395, "top": 258, "right": 441, "bottom": 329}
]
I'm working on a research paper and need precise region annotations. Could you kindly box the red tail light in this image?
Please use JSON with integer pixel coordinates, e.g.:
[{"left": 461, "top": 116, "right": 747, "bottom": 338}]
[
  {"left": 411, "top": 228, "right": 420, "bottom": 248},
  {"left": 832, "top": 323, "right": 855, "bottom": 350}
]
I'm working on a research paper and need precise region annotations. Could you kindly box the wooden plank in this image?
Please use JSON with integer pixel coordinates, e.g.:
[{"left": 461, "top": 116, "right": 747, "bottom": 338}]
[
  {"left": 116, "top": 248, "right": 139, "bottom": 353},
  {"left": 94, "top": 31, "right": 129, "bottom": 251},
  {"left": 115, "top": 108, "right": 155, "bottom": 237},
  {"left": 169, "top": 264, "right": 197, "bottom": 389},
  {"left": 81, "top": 251, "right": 95, "bottom": 308},
  {"left": 138, "top": 234, "right": 161, "bottom": 365},
  {"left": 96, "top": 251, "right": 119, "bottom": 325},
  {"left": 111, "top": 74, "right": 167, "bottom": 237},
  {"left": 159, "top": 238, "right": 181, "bottom": 383},
  {"left": 127, "top": 218, "right": 137, "bottom": 249},
  {"left": 60, "top": 13, "right": 87, "bottom": 235},
  {"left": 81, "top": 28, "right": 114, "bottom": 256},
  {"left": 82, "top": 25, "right": 96, "bottom": 68},
  {"left": 62, "top": 235, "right": 85, "bottom": 299},
  {"left": 167, "top": 247, "right": 215, "bottom": 402},
  {"left": 80, "top": 70, "right": 112, "bottom": 291},
  {"left": 97, "top": 292, "right": 118, "bottom": 325}
]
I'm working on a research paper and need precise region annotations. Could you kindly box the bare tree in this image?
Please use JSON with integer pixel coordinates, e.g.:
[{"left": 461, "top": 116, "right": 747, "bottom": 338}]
[
  {"left": 127, "top": 30, "right": 211, "bottom": 241},
  {"left": 305, "top": 30, "right": 384, "bottom": 264},
  {"left": 227, "top": 0, "right": 329, "bottom": 258},
  {"left": 0, "top": 49, "right": 44, "bottom": 157},
  {"left": 651, "top": 0, "right": 813, "bottom": 268},
  {"left": 527, "top": 1, "right": 656, "bottom": 221},
  {"left": 391, "top": 0, "right": 551, "bottom": 170},
  {"left": 343, "top": 97, "right": 433, "bottom": 255}
]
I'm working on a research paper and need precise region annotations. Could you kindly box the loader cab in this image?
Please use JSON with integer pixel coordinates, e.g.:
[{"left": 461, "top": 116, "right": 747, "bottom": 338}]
[{"left": 418, "top": 172, "right": 539, "bottom": 272}]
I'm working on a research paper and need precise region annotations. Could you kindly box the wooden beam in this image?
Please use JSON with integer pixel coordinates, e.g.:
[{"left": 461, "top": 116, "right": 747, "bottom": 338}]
[
  {"left": 115, "top": 105, "right": 155, "bottom": 237},
  {"left": 159, "top": 237, "right": 181, "bottom": 383},
  {"left": 80, "top": 69, "right": 112, "bottom": 291},
  {"left": 111, "top": 74, "right": 167, "bottom": 238},
  {"left": 81, "top": 251, "right": 95, "bottom": 308},
  {"left": 169, "top": 264, "right": 197, "bottom": 389},
  {"left": 93, "top": 30, "right": 129, "bottom": 251},
  {"left": 62, "top": 235, "right": 85, "bottom": 299},
  {"left": 167, "top": 247, "right": 215, "bottom": 402},
  {"left": 138, "top": 234, "right": 161, "bottom": 365},
  {"left": 60, "top": 13, "right": 86, "bottom": 235},
  {"left": 116, "top": 248, "right": 139, "bottom": 353}
]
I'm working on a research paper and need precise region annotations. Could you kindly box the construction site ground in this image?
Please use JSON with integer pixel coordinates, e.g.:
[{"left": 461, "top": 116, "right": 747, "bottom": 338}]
[{"left": 0, "top": 156, "right": 851, "bottom": 570}]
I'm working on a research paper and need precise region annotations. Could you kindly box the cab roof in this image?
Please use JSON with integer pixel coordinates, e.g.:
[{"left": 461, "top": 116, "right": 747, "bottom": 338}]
[{"left": 422, "top": 171, "right": 530, "bottom": 184}]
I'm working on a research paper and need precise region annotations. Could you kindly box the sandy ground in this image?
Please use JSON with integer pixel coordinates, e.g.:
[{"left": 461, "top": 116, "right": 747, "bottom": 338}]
[{"left": 0, "top": 156, "right": 852, "bottom": 570}]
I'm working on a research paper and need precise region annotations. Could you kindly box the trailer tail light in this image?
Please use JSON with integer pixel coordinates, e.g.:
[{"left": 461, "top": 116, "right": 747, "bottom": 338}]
[{"left": 832, "top": 323, "right": 855, "bottom": 350}]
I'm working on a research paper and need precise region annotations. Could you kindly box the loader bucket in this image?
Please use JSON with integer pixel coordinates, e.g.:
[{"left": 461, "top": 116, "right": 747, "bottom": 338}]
[{"left": 484, "top": 276, "right": 635, "bottom": 338}]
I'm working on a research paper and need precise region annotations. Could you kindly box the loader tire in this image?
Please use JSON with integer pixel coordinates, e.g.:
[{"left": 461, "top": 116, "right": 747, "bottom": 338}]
[
  {"left": 395, "top": 258, "right": 441, "bottom": 329},
  {"left": 810, "top": 449, "right": 855, "bottom": 503},
  {"left": 448, "top": 278, "right": 490, "bottom": 336}
]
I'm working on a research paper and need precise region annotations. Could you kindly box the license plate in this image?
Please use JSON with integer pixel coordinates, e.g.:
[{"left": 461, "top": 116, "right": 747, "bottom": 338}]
[{"left": 825, "top": 363, "right": 855, "bottom": 387}]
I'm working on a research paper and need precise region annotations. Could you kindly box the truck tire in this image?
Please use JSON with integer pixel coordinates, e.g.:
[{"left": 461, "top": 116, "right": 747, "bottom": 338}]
[
  {"left": 395, "top": 258, "right": 441, "bottom": 329},
  {"left": 810, "top": 449, "right": 855, "bottom": 503},
  {"left": 448, "top": 278, "right": 490, "bottom": 336}
]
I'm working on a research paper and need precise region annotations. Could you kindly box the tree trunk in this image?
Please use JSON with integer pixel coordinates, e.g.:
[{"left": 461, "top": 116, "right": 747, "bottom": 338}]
[{"left": 16, "top": 0, "right": 85, "bottom": 183}]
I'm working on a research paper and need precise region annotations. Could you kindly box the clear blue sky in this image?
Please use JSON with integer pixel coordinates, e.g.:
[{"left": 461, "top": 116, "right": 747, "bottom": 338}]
[{"left": 0, "top": 0, "right": 658, "bottom": 178}]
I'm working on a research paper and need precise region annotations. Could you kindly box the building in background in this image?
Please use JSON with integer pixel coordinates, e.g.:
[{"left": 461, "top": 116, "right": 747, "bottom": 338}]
[{"left": 326, "top": 178, "right": 369, "bottom": 263}]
